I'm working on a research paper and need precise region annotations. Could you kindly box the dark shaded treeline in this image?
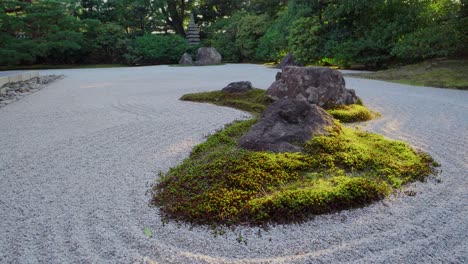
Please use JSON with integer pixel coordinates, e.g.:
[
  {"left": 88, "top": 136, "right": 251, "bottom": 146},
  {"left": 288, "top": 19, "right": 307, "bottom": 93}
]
[{"left": 0, "top": 0, "right": 466, "bottom": 67}]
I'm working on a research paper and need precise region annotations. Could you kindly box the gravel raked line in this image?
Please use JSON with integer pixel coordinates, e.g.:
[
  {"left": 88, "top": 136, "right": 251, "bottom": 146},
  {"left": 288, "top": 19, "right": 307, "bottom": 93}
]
[{"left": 0, "top": 64, "right": 466, "bottom": 263}]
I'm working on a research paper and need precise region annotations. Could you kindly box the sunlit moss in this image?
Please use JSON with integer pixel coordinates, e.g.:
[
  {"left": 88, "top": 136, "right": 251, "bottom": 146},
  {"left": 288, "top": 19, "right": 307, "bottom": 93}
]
[{"left": 152, "top": 120, "right": 436, "bottom": 225}]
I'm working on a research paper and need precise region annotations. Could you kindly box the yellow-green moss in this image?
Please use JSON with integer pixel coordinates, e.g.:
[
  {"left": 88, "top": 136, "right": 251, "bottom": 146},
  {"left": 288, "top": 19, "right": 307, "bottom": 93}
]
[
  {"left": 326, "top": 104, "right": 376, "bottom": 123},
  {"left": 152, "top": 88, "right": 436, "bottom": 225},
  {"left": 348, "top": 59, "right": 468, "bottom": 90},
  {"left": 181, "top": 89, "right": 377, "bottom": 123},
  {"left": 181, "top": 89, "right": 271, "bottom": 115},
  {"left": 152, "top": 120, "right": 436, "bottom": 225}
]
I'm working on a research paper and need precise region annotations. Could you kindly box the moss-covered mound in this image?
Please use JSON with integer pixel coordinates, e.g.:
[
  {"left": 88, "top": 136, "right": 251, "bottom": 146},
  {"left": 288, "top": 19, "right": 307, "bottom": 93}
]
[
  {"left": 180, "top": 89, "right": 271, "bottom": 115},
  {"left": 181, "top": 89, "right": 376, "bottom": 123},
  {"left": 152, "top": 118, "right": 436, "bottom": 225}
]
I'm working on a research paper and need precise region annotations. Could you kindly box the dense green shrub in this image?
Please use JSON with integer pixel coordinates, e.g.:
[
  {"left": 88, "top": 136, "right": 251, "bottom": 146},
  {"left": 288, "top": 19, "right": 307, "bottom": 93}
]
[
  {"left": 0, "top": 37, "right": 46, "bottom": 66},
  {"left": 124, "top": 34, "right": 188, "bottom": 65},
  {"left": 208, "top": 12, "right": 269, "bottom": 62},
  {"left": 205, "top": 13, "right": 242, "bottom": 62},
  {"left": 288, "top": 17, "right": 321, "bottom": 65},
  {"left": 236, "top": 14, "right": 270, "bottom": 60},
  {"left": 82, "top": 21, "right": 130, "bottom": 63},
  {"left": 392, "top": 25, "right": 459, "bottom": 61},
  {"left": 255, "top": 1, "right": 311, "bottom": 62}
]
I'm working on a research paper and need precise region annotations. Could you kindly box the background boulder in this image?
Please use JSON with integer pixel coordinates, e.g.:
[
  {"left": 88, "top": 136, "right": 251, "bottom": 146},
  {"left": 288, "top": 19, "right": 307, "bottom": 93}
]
[
  {"left": 195, "top": 47, "right": 222, "bottom": 65},
  {"left": 267, "top": 66, "right": 358, "bottom": 108},
  {"left": 278, "top": 53, "right": 301, "bottom": 69},
  {"left": 179, "top": 53, "right": 193, "bottom": 65}
]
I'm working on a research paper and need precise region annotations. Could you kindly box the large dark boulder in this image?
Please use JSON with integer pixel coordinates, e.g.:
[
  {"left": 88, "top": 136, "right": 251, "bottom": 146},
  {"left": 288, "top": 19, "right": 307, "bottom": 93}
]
[
  {"left": 267, "top": 66, "right": 358, "bottom": 108},
  {"left": 238, "top": 98, "right": 334, "bottom": 153},
  {"left": 195, "top": 47, "right": 222, "bottom": 65},
  {"left": 179, "top": 53, "right": 193, "bottom": 65},
  {"left": 277, "top": 53, "right": 301, "bottom": 69},
  {"left": 221, "top": 81, "right": 252, "bottom": 93}
]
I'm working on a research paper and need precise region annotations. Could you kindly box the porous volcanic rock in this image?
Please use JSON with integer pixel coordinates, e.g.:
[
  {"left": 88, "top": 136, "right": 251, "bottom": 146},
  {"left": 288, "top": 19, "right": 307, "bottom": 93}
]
[
  {"left": 267, "top": 66, "right": 358, "bottom": 108},
  {"left": 221, "top": 81, "right": 252, "bottom": 93},
  {"left": 179, "top": 53, "right": 193, "bottom": 65},
  {"left": 195, "top": 47, "right": 222, "bottom": 65},
  {"left": 238, "top": 98, "right": 334, "bottom": 153}
]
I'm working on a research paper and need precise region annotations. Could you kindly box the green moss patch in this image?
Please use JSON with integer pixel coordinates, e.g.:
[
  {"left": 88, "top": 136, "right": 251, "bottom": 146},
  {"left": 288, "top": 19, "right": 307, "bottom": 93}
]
[
  {"left": 181, "top": 89, "right": 376, "bottom": 123},
  {"left": 152, "top": 119, "right": 436, "bottom": 225},
  {"left": 326, "top": 104, "right": 376, "bottom": 123},
  {"left": 348, "top": 59, "right": 468, "bottom": 90},
  {"left": 152, "top": 88, "right": 436, "bottom": 225},
  {"left": 181, "top": 89, "right": 271, "bottom": 115}
]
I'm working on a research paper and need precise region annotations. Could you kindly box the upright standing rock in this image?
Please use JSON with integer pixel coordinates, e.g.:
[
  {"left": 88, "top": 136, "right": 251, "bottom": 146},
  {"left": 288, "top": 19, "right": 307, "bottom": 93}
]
[
  {"left": 186, "top": 13, "right": 200, "bottom": 46},
  {"left": 278, "top": 53, "right": 301, "bottom": 69},
  {"left": 195, "top": 47, "right": 222, "bottom": 65}
]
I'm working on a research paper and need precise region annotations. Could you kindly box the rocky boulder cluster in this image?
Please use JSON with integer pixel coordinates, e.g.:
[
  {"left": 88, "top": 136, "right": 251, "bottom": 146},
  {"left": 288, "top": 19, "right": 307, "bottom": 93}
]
[
  {"left": 179, "top": 47, "right": 222, "bottom": 66},
  {"left": 238, "top": 66, "right": 358, "bottom": 153},
  {"left": 0, "top": 75, "right": 63, "bottom": 108}
]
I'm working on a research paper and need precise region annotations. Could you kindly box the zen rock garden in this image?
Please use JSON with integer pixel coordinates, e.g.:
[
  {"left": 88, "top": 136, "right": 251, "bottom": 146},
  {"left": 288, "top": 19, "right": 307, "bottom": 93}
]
[{"left": 153, "top": 64, "right": 437, "bottom": 226}]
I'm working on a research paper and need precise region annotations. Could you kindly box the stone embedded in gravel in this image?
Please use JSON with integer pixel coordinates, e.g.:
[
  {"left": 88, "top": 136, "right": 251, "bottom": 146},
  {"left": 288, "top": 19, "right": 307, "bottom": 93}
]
[
  {"left": 278, "top": 53, "right": 301, "bottom": 69},
  {"left": 238, "top": 98, "right": 334, "bottom": 153},
  {"left": 179, "top": 53, "right": 194, "bottom": 65},
  {"left": 267, "top": 66, "right": 358, "bottom": 108},
  {"left": 0, "top": 75, "right": 64, "bottom": 109},
  {"left": 221, "top": 81, "right": 253, "bottom": 93},
  {"left": 195, "top": 47, "right": 222, "bottom": 65}
]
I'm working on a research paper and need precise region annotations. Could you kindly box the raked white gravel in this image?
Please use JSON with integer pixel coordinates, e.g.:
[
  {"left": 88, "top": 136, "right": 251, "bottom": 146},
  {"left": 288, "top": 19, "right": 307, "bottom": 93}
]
[{"left": 0, "top": 64, "right": 467, "bottom": 263}]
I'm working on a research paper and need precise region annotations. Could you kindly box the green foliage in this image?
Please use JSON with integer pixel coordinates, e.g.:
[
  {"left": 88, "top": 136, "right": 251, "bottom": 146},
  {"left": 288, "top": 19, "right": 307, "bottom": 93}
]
[
  {"left": 236, "top": 14, "right": 270, "bottom": 60},
  {"left": 125, "top": 34, "right": 188, "bottom": 65},
  {"left": 288, "top": 17, "right": 321, "bottom": 65},
  {"left": 208, "top": 12, "right": 269, "bottom": 62},
  {"left": 255, "top": 1, "right": 311, "bottom": 62},
  {"left": 2, "top": 0, "right": 464, "bottom": 67},
  {"left": 0, "top": 0, "right": 84, "bottom": 65},
  {"left": 0, "top": 36, "right": 46, "bottom": 66},
  {"left": 152, "top": 89, "right": 434, "bottom": 225},
  {"left": 256, "top": 27, "right": 286, "bottom": 63},
  {"left": 391, "top": 0, "right": 464, "bottom": 61},
  {"left": 83, "top": 22, "right": 129, "bottom": 63},
  {"left": 180, "top": 88, "right": 271, "bottom": 115}
]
